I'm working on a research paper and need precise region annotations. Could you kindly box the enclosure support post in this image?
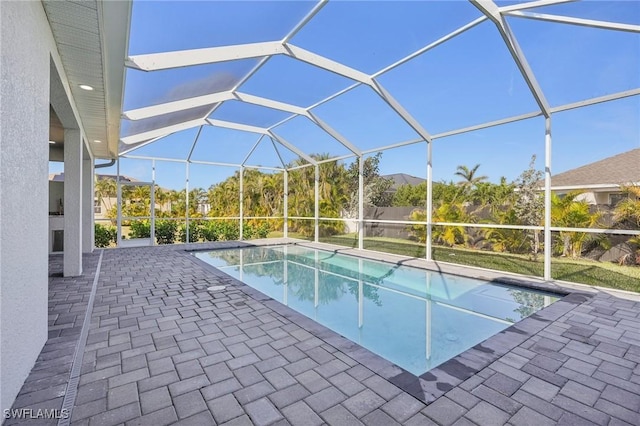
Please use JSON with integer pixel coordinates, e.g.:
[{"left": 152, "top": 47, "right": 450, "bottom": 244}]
[
  {"left": 150, "top": 163, "right": 155, "bottom": 245},
  {"left": 283, "top": 170, "right": 289, "bottom": 238},
  {"left": 240, "top": 166, "right": 244, "bottom": 241},
  {"left": 116, "top": 157, "right": 122, "bottom": 246},
  {"left": 185, "top": 162, "right": 189, "bottom": 243},
  {"left": 544, "top": 118, "right": 552, "bottom": 281},
  {"left": 314, "top": 165, "right": 320, "bottom": 243},
  {"left": 82, "top": 154, "right": 94, "bottom": 253},
  {"left": 426, "top": 140, "right": 433, "bottom": 261},
  {"left": 358, "top": 156, "right": 364, "bottom": 250}
]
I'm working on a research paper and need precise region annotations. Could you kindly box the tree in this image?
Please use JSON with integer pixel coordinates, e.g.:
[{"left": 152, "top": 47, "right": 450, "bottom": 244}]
[
  {"left": 551, "top": 191, "right": 601, "bottom": 258},
  {"left": 344, "top": 153, "right": 393, "bottom": 218},
  {"left": 513, "top": 156, "right": 544, "bottom": 260},
  {"left": 613, "top": 185, "right": 640, "bottom": 228},
  {"left": 95, "top": 177, "right": 116, "bottom": 215},
  {"left": 455, "top": 163, "right": 488, "bottom": 196},
  {"left": 392, "top": 182, "right": 427, "bottom": 207}
]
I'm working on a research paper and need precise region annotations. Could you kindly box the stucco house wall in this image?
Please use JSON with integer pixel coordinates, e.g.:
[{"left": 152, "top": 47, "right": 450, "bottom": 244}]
[{"left": 0, "top": 1, "right": 83, "bottom": 413}]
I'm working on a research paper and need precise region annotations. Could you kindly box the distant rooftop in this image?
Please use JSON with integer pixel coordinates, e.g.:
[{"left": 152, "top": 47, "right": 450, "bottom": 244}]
[
  {"left": 383, "top": 173, "right": 426, "bottom": 191},
  {"left": 551, "top": 148, "right": 640, "bottom": 188}
]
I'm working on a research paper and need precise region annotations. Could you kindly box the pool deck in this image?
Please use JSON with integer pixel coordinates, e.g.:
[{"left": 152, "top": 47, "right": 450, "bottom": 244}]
[{"left": 7, "top": 239, "right": 640, "bottom": 425}]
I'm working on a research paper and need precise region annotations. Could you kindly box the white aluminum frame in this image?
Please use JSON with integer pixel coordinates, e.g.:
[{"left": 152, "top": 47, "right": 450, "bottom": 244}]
[{"left": 112, "top": 0, "right": 640, "bottom": 284}]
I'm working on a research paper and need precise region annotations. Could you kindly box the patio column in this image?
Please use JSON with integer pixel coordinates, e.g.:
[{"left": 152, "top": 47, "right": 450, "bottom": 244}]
[
  {"left": 544, "top": 118, "right": 552, "bottom": 280},
  {"left": 82, "top": 153, "right": 94, "bottom": 252},
  {"left": 64, "top": 129, "right": 83, "bottom": 276}
]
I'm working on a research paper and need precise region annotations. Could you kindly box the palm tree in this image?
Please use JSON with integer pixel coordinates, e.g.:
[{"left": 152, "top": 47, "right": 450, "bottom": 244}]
[
  {"left": 95, "top": 177, "right": 116, "bottom": 211},
  {"left": 613, "top": 185, "right": 640, "bottom": 228},
  {"left": 454, "top": 164, "right": 488, "bottom": 196},
  {"left": 551, "top": 191, "right": 601, "bottom": 258}
]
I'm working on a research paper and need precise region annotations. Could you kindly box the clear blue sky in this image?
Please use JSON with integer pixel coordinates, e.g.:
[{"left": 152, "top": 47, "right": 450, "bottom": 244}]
[{"left": 52, "top": 1, "right": 640, "bottom": 190}]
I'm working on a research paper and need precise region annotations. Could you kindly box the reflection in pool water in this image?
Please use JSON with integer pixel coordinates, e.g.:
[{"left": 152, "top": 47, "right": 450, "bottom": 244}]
[{"left": 195, "top": 245, "right": 559, "bottom": 376}]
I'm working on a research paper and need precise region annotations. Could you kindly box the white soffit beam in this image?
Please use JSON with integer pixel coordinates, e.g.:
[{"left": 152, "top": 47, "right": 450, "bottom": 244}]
[
  {"left": 268, "top": 132, "right": 317, "bottom": 165},
  {"left": 125, "top": 41, "right": 286, "bottom": 71},
  {"left": 206, "top": 118, "right": 269, "bottom": 134},
  {"left": 306, "top": 112, "right": 362, "bottom": 156},
  {"left": 120, "top": 118, "right": 206, "bottom": 145},
  {"left": 504, "top": 11, "right": 640, "bottom": 33},
  {"left": 498, "top": 0, "right": 577, "bottom": 13},
  {"left": 471, "top": 0, "right": 551, "bottom": 117},
  {"left": 283, "top": 44, "right": 371, "bottom": 83},
  {"left": 123, "top": 92, "right": 234, "bottom": 120}
]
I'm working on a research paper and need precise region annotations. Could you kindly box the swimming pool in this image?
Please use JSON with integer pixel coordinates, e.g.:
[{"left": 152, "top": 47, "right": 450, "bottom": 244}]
[{"left": 195, "top": 245, "right": 559, "bottom": 376}]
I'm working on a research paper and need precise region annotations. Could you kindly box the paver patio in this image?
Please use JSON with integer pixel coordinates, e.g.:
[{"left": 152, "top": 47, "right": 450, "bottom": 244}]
[{"left": 7, "top": 241, "right": 640, "bottom": 425}]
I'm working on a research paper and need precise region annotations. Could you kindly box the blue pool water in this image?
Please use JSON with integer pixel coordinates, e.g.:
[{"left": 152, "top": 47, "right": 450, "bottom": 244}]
[{"left": 195, "top": 245, "right": 559, "bottom": 376}]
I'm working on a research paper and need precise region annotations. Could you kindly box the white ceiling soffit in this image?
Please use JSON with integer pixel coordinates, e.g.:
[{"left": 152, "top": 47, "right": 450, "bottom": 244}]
[{"left": 42, "top": 0, "right": 130, "bottom": 159}]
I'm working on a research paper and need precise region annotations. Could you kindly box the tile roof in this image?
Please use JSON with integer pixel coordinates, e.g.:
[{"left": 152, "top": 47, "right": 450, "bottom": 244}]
[
  {"left": 552, "top": 148, "right": 640, "bottom": 188},
  {"left": 383, "top": 173, "right": 426, "bottom": 191}
]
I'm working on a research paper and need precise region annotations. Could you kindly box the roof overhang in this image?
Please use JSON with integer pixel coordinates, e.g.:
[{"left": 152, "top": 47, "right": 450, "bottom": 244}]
[{"left": 43, "top": 0, "right": 131, "bottom": 159}]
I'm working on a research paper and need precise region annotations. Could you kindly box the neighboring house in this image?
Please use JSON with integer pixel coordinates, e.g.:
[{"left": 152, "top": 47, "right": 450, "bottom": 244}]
[
  {"left": 49, "top": 173, "right": 139, "bottom": 219},
  {"left": 382, "top": 173, "right": 426, "bottom": 197},
  {"left": 550, "top": 148, "right": 640, "bottom": 205}
]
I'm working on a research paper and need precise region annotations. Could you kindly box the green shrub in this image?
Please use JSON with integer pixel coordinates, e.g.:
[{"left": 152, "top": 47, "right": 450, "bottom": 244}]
[
  {"left": 178, "top": 221, "right": 202, "bottom": 243},
  {"left": 244, "top": 222, "right": 270, "bottom": 240},
  {"left": 129, "top": 220, "right": 151, "bottom": 239},
  {"left": 94, "top": 223, "right": 116, "bottom": 248},
  {"left": 155, "top": 220, "right": 178, "bottom": 245},
  {"left": 201, "top": 221, "right": 219, "bottom": 242},
  {"left": 200, "top": 220, "right": 241, "bottom": 241},
  {"left": 218, "top": 221, "right": 240, "bottom": 241}
]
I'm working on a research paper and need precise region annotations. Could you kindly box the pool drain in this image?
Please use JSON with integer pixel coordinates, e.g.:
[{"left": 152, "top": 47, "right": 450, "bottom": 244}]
[{"left": 207, "top": 285, "right": 226, "bottom": 291}]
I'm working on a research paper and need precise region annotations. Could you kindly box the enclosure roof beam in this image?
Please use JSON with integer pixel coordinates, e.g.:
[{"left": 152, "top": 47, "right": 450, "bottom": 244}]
[
  {"left": 471, "top": 0, "right": 551, "bottom": 118},
  {"left": 241, "top": 135, "right": 266, "bottom": 166},
  {"left": 234, "top": 92, "right": 308, "bottom": 115},
  {"left": 125, "top": 41, "right": 286, "bottom": 71},
  {"left": 307, "top": 112, "right": 361, "bottom": 156},
  {"left": 206, "top": 118, "right": 269, "bottom": 135},
  {"left": 504, "top": 11, "right": 640, "bottom": 33},
  {"left": 282, "top": 44, "right": 371, "bottom": 83},
  {"left": 268, "top": 131, "right": 317, "bottom": 165},
  {"left": 550, "top": 88, "right": 640, "bottom": 114},
  {"left": 269, "top": 137, "right": 287, "bottom": 168},
  {"left": 122, "top": 92, "right": 234, "bottom": 120},
  {"left": 369, "top": 79, "right": 433, "bottom": 143},
  {"left": 118, "top": 135, "right": 165, "bottom": 156},
  {"left": 120, "top": 118, "right": 206, "bottom": 145},
  {"left": 282, "top": 0, "right": 328, "bottom": 44},
  {"left": 498, "top": 0, "right": 577, "bottom": 13}
]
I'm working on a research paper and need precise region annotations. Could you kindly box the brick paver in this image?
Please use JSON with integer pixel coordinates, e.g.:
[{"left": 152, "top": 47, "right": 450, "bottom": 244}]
[{"left": 6, "top": 241, "right": 640, "bottom": 425}]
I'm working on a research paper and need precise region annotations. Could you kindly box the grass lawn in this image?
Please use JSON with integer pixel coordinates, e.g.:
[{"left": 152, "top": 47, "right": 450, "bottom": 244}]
[{"left": 312, "top": 233, "right": 640, "bottom": 293}]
